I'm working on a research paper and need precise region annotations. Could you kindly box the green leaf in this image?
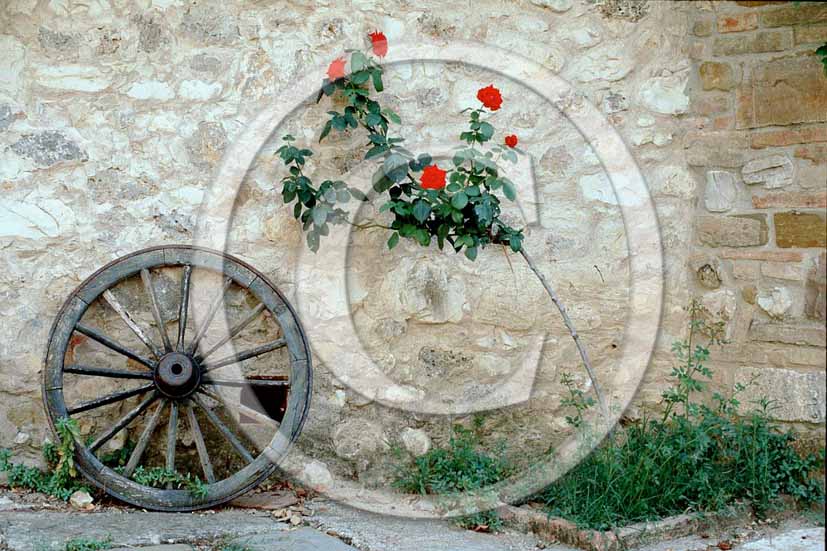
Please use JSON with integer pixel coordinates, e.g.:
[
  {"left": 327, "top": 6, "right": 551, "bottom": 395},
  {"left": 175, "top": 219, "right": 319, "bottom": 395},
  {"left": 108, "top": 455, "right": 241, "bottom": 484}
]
[
  {"left": 319, "top": 120, "right": 333, "bottom": 142},
  {"left": 387, "top": 232, "right": 400, "bottom": 249},
  {"left": 351, "top": 51, "right": 368, "bottom": 72},
  {"left": 312, "top": 206, "right": 328, "bottom": 226},
  {"left": 502, "top": 180, "right": 517, "bottom": 201},
  {"left": 412, "top": 200, "right": 431, "bottom": 223},
  {"left": 293, "top": 202, "right": 302, "bottom": 219},
  {"left": 366, "top": 145, "right": 388, "bottom": 160},
  {"left": 372, "top": 70, "right": 384, "bottom": 92},
  {"left": 366, "top": 113, "right": 383, "bottom": 127},
  {"left": 351, "top": 71, "right": 370, "bottom": 85},
  {"left": 350, "top": 188, "right": 368, "bottom": 201},
  {"left": 384, "top": 109, "right": 401, "bottom": 124},
  {"left": 451, "top": 192, "right": 469, "bottom": 210},
  {"left": 464, "top": 246, "right": 478, "bottom": 261}
]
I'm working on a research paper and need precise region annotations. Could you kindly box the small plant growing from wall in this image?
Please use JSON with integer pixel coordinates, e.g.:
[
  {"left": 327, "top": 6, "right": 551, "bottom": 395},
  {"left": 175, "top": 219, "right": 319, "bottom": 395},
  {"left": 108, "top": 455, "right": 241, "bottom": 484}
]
[{"left": 276, "top": 31, "right": 607, "bottom": 415}]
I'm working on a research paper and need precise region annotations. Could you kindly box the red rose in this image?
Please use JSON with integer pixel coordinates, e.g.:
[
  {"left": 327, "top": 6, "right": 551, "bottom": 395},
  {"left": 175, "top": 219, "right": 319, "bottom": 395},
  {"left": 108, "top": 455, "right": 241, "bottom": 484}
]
[
  {"left": 504, "top": 134, "right": 518, "bottom": 148},
  {"left": 420, "top": 165, "right": 447, "bottom": 190},
  {"left": 476, "top": 85, "right": 502, "bottom": 111},
  {"left": 369, "top": 31, "right": 388, "bottom": 58},
  {"left": 327, "top": 57, "right": 346, "bottom": 80}
]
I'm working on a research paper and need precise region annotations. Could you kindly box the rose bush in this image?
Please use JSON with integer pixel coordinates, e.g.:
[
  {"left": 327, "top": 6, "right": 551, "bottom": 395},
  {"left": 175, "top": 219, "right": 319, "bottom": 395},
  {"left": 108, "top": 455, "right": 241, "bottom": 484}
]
[{"left": 276, "top": 33, "right": 606, "bottom": 412}]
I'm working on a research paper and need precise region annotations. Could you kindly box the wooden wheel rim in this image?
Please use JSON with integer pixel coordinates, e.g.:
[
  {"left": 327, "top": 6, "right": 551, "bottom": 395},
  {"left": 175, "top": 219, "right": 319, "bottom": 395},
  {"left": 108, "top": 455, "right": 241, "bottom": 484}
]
[{"left": 42, "top": 245, "right": 312, "bottom": 511}]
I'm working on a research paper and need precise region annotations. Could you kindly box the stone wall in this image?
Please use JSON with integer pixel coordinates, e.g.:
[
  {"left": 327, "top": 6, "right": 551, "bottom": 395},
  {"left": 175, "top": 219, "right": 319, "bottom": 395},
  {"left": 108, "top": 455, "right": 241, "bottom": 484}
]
[
  {"left": 685, "top": 0, "right": 827, "bottom": 427},
  {"left": 0, "top": 0, "right": 824, "bottom": 490}
]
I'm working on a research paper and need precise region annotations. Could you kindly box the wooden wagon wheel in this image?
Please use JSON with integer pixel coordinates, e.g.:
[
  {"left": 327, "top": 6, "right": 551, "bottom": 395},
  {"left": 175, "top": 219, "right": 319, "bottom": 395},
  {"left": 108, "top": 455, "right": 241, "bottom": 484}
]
[{"left": 42, "top": 245, "right": 311, "bottom": 511}]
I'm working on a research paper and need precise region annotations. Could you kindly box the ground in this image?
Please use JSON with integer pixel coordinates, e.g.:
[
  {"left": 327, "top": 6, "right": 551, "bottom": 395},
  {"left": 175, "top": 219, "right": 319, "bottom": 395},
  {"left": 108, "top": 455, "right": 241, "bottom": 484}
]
[{"left": 0, "top": 489, "right": 822, "bottom": 551}]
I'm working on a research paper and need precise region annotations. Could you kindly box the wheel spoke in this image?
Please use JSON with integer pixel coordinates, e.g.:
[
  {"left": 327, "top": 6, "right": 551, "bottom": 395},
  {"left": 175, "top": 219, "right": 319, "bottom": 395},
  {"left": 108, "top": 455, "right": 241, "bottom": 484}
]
[
  {"left": 201, "top": 377, "right": 288, "bottom": 388},
  {"left": 141, "top": 268, "right": 172, "bottom": 353},
  {"left": 186, "top": 404, "right": 215, "bottom": 483},
  {"left": 102, "top": 289, "right": 162, "bottom": 359},
  {"left": 89, "top": 392, "right": 158, "bottom": 452},
  {"left": 68, "top": 383, "right": 155, "bottom": 415},
  {"left": 165, "top": 401, "right": 178, "bottom": 488},
  {"left": 176, "top": 265, "right": 192, "bottom": 353},
  {"left": 187, "top": 278, "right": 232, "bottom": 355},
  {"left": 202, "top": 338, "right": 286, "bottom": 373},
  {"left": 192, "top": 394, "right": 255, "bottom": 464},
  {"left": 199, "top": 388, "right": 280, "bottom": 429},
  {"left": 123, "top": 399, "right": 167, "bottom": 477},
  {"left": 197, "top": 303, "right": 266, "bottom": 362},
  {"left": 64, "top": 365, "right": 153, "bottom": 380},
  {"left": 75, "top": 324, "right": 156, "bottom": 369}
]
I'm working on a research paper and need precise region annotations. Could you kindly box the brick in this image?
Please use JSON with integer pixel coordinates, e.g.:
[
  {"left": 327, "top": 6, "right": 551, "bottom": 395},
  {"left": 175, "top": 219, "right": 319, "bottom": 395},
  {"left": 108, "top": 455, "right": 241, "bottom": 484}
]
[
  {"left": 693, "top": 17, "right": 714, "bottom": 37},
  {"left": 719, "top": 249, "right": 804, "bottom": 262},
  {"left": 736, "top": 367, "right": 825, "bottom": 423},
  {"left": 736, "top": 55, "right": 827, "bottom": 129},
  {"left": 751, "top": 126, "right": 827, "bottom": 149},
  {"left": 795, "top": 144, "right": 827, "bottom": 163},
  {"left": 749, "top": 321, "right": 826, "bottom": 347},
  {"left": 761, "top": 3, "right": 827, "bottom": 27},
  {"left": 794, "top": 23, "right": 827, "bottom": 45},
  {"left": 718, "top": 12, "right": 758, "bottom": 33},
  {"left": 774, "top": 211, "right": 827, "bottom": 248},
  {"left": 684, "top": 131, "right": 751, "bottom": 167},
  {"left": 752, "top": 191, "right": 827, "bottom": 209},
  {"left": 712, "top": 30, "right": 792, "bottom": 56},
  {"left": 697, "top": 214, "right": 769, "bottom": 247},
  {"left": 699, "top": 61, "right": 736, "bottom": 91}
]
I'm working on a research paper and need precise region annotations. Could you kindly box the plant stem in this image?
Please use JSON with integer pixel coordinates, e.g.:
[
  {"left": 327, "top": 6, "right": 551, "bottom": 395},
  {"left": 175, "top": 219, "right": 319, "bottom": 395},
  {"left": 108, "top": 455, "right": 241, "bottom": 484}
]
[{"left": 519, "top": 248, "right": 608, "bottom": 419}]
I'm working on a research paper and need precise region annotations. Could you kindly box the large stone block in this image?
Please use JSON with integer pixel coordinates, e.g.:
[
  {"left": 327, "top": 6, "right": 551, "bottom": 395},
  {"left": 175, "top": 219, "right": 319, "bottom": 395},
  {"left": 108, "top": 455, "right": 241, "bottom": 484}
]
[
  {"left": 736, "top": 55, "right": 827, "bottom": 129},
  {"left": 696, "top": 214, "right": 768, "bottom": 248},
  {"left": 699, "top": 62, "right": 736, "bottom": 91},
  {"left": 749, "top": 321, "right": 826, "bottom": 347},
  {"left": 774, "top": 211, "right": 827, "bottom": 248},
  {"left": 760, "top": 3, "right": 827, "bottom": 28},
  {"left": 713, "top": 30, "right": 792, "bottom": 56},
  {"left": 794, "top": 23, "right": 827, "bottom": 45},
  {"left": 736, "top": 367, "right": 826, "bottom": 423},
  {"left": 685, "top": 131, "right": 751, "bottom": 167}
]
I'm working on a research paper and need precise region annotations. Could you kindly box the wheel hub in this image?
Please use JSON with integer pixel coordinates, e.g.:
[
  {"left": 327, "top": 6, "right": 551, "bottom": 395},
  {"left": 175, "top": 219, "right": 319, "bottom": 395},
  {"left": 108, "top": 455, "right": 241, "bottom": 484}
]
[{"left": 154, "top": 352, "right": 201, "bottom": 398}]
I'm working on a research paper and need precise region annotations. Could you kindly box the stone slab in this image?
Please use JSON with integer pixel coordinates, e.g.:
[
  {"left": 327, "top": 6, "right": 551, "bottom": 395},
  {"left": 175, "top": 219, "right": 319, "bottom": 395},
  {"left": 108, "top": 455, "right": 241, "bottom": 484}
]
[
  {"left": 0, "top": 510, "right": 285, "bottom": 550},
  {"left": 740, "top": 528, "right": 825, "bottom": 551},
  {"left": 227, "top": 526, "right": 357, "bottom": 550}
]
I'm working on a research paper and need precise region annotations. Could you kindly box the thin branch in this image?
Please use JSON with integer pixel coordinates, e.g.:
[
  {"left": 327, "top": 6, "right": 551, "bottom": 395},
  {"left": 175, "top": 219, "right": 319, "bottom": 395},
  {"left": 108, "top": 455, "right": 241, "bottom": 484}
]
[{"left": 520, "top": 248, "right": 608, "bottom": 419}]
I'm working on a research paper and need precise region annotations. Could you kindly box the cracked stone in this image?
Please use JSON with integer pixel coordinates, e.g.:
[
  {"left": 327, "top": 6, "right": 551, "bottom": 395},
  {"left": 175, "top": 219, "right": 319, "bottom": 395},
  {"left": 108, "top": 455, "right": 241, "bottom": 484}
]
[
  {"left": 742, "top": 154, "right": 794, "bottom": 189},
  {"left": 757, "top": 286, "right": 793, "bottom": 319}
]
